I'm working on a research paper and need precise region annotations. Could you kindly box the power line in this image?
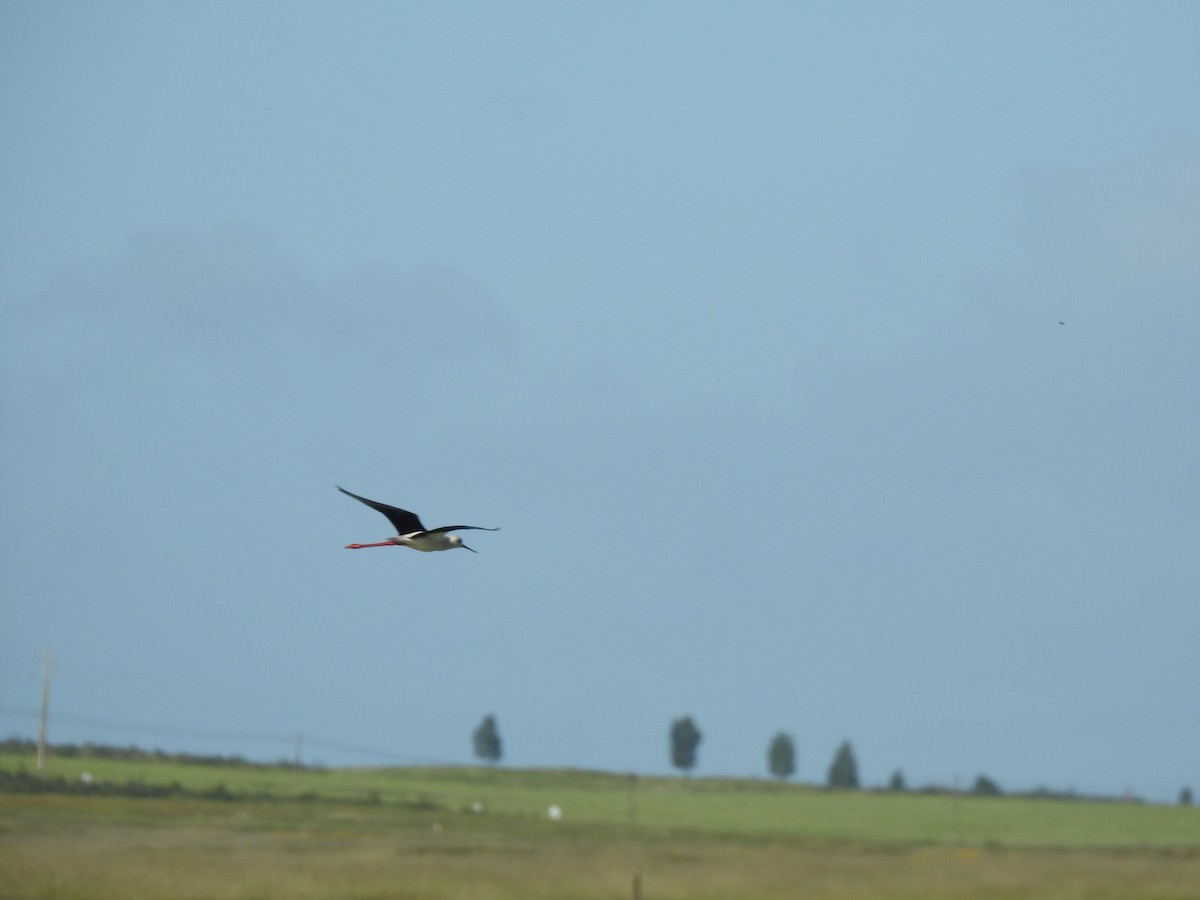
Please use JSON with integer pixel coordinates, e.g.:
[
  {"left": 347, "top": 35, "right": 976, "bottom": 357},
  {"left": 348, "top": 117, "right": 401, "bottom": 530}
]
[
  {"left": 0, "top": 702, "right": 436, "bottom": 765},
  {"left": 19, "top": 709, "right": 294, "bottom": 745},
  {"left": 302, "top": 737, "right": 452, "bottom": 766},
  {"left": 0, "top": 703, "right": 40, "bottom": 719}
]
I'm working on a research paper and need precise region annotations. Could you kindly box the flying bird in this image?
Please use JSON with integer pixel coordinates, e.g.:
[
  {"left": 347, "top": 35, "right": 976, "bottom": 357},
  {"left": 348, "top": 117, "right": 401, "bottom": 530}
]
[{"left": 337, "top": 486, "right": 499, "bottom": 553}]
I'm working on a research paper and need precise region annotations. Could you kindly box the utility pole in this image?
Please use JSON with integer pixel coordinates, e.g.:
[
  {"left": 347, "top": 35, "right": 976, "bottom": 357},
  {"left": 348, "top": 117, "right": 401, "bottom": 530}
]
[{"left": 36, "top": 648, "right": 52, "bottom": 777}]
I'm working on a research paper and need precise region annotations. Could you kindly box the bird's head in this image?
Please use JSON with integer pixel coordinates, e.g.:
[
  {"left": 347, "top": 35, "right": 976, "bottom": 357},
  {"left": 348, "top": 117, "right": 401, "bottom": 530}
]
[{"left": 450, "top": 535, "right": 477, "bottom": 553}]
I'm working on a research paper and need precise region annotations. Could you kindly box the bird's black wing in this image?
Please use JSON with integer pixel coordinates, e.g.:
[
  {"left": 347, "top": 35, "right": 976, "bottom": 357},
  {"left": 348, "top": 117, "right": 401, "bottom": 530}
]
[
  {"left": 426, "top": 525, "right": 501, "bottom": 535},
  {"left": 337, "top": 486, "right": 425, "bottom": 534}
]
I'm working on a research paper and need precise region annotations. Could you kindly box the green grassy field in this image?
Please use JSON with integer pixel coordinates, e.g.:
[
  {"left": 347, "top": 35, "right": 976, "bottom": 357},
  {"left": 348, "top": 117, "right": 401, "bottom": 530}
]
[{"left": 2, "top": 753, "right": 1198, "bottom": 898}]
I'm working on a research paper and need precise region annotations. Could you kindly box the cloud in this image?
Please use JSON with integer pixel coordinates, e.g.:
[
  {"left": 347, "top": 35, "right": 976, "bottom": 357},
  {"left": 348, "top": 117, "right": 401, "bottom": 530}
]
[
  {"left": 316, "top": 262, "right": 520, "bottom": 374},
  {"left": 111, "top": 224, "right": 315, "bottom": 341},
  {"left": 2, "top": 224, "right": 521, "bottom": 407},
  {"left": 992, "top": 143, "right": 1200, "bottom": 329}
]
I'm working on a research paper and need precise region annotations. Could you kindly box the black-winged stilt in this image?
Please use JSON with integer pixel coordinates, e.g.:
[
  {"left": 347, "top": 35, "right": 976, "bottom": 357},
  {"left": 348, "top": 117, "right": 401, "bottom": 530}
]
[{"left": 338, "top": 487, "right": 499, "bottom": 553}]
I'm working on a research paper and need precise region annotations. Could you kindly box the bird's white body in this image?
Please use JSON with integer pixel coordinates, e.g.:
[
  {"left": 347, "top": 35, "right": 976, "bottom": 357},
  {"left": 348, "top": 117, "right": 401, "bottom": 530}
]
[{"left": 390, "top": 532, "right": 468, "bottom": 552}]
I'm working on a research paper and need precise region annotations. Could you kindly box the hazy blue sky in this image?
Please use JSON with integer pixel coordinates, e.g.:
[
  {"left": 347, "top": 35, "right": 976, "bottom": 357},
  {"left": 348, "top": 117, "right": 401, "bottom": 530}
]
[{"left": 2, "top": 2, "right": 1198, "bottom": 801}]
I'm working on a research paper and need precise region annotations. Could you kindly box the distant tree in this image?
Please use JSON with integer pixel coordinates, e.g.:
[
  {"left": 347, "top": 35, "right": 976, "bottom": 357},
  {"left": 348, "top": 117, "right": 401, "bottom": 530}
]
[
  {"left": 888, "top": 769, "right": 906, "bottom": 792},
  {"left": 767, "top": 732, "right": 796, "bottom": 781},
  {"left": 971, "top": 774, "right": 1002, "bottom": 796},
  {"left": 826, "top": 740, "right": 860, "bottom": 789},
  {"left": 1180, "top": 786, "right": 1194, "bottom": 807},
  {"left": 669, "top": 715, "right": 702, "bottom": 775},
  {"left": 472, "top": 714, "right": 502, "bottom": 765}
]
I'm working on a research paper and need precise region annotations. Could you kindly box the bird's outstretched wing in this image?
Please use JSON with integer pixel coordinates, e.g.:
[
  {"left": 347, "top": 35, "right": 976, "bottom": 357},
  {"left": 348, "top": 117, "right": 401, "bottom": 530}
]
[
  {"left": 426, "top": 525, "right": 502, "bottom": 535},
  {"left": 337, "top": 486, "right": 425, "bottom": 535}
]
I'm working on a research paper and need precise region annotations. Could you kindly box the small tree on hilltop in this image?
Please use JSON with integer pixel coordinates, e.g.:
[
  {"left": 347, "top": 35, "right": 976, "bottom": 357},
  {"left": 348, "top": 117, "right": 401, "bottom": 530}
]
[
  {"left": 767, "top": 732, "right": 796, "bottom": 781},
  {"left": 473, "top": 714, "right": 502, "bottom": 765},
  {"left": 1179, "top": 786, "right": 1194, "bottom": 807},
  {"left": 972, "top": 774, "right": 1002, "bottom": 797},
  {"left": 888, "top": 769, "right": 906, "bottom": 792},
  {"left": 827, "top": 740, "right": 860, "bottom": 789},
  {"left": 669, "top": 715, "right": 702, "bottom": 775}
]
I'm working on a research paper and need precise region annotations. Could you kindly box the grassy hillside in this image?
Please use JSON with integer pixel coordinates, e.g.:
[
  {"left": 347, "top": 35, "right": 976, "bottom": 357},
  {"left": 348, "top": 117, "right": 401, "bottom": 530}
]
[
  {"left": 3, "top": 751, "right": 1197, "bottom": 848},
  {"left": 3, "top": 752, "right": 1199, "bottom": 899}
]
